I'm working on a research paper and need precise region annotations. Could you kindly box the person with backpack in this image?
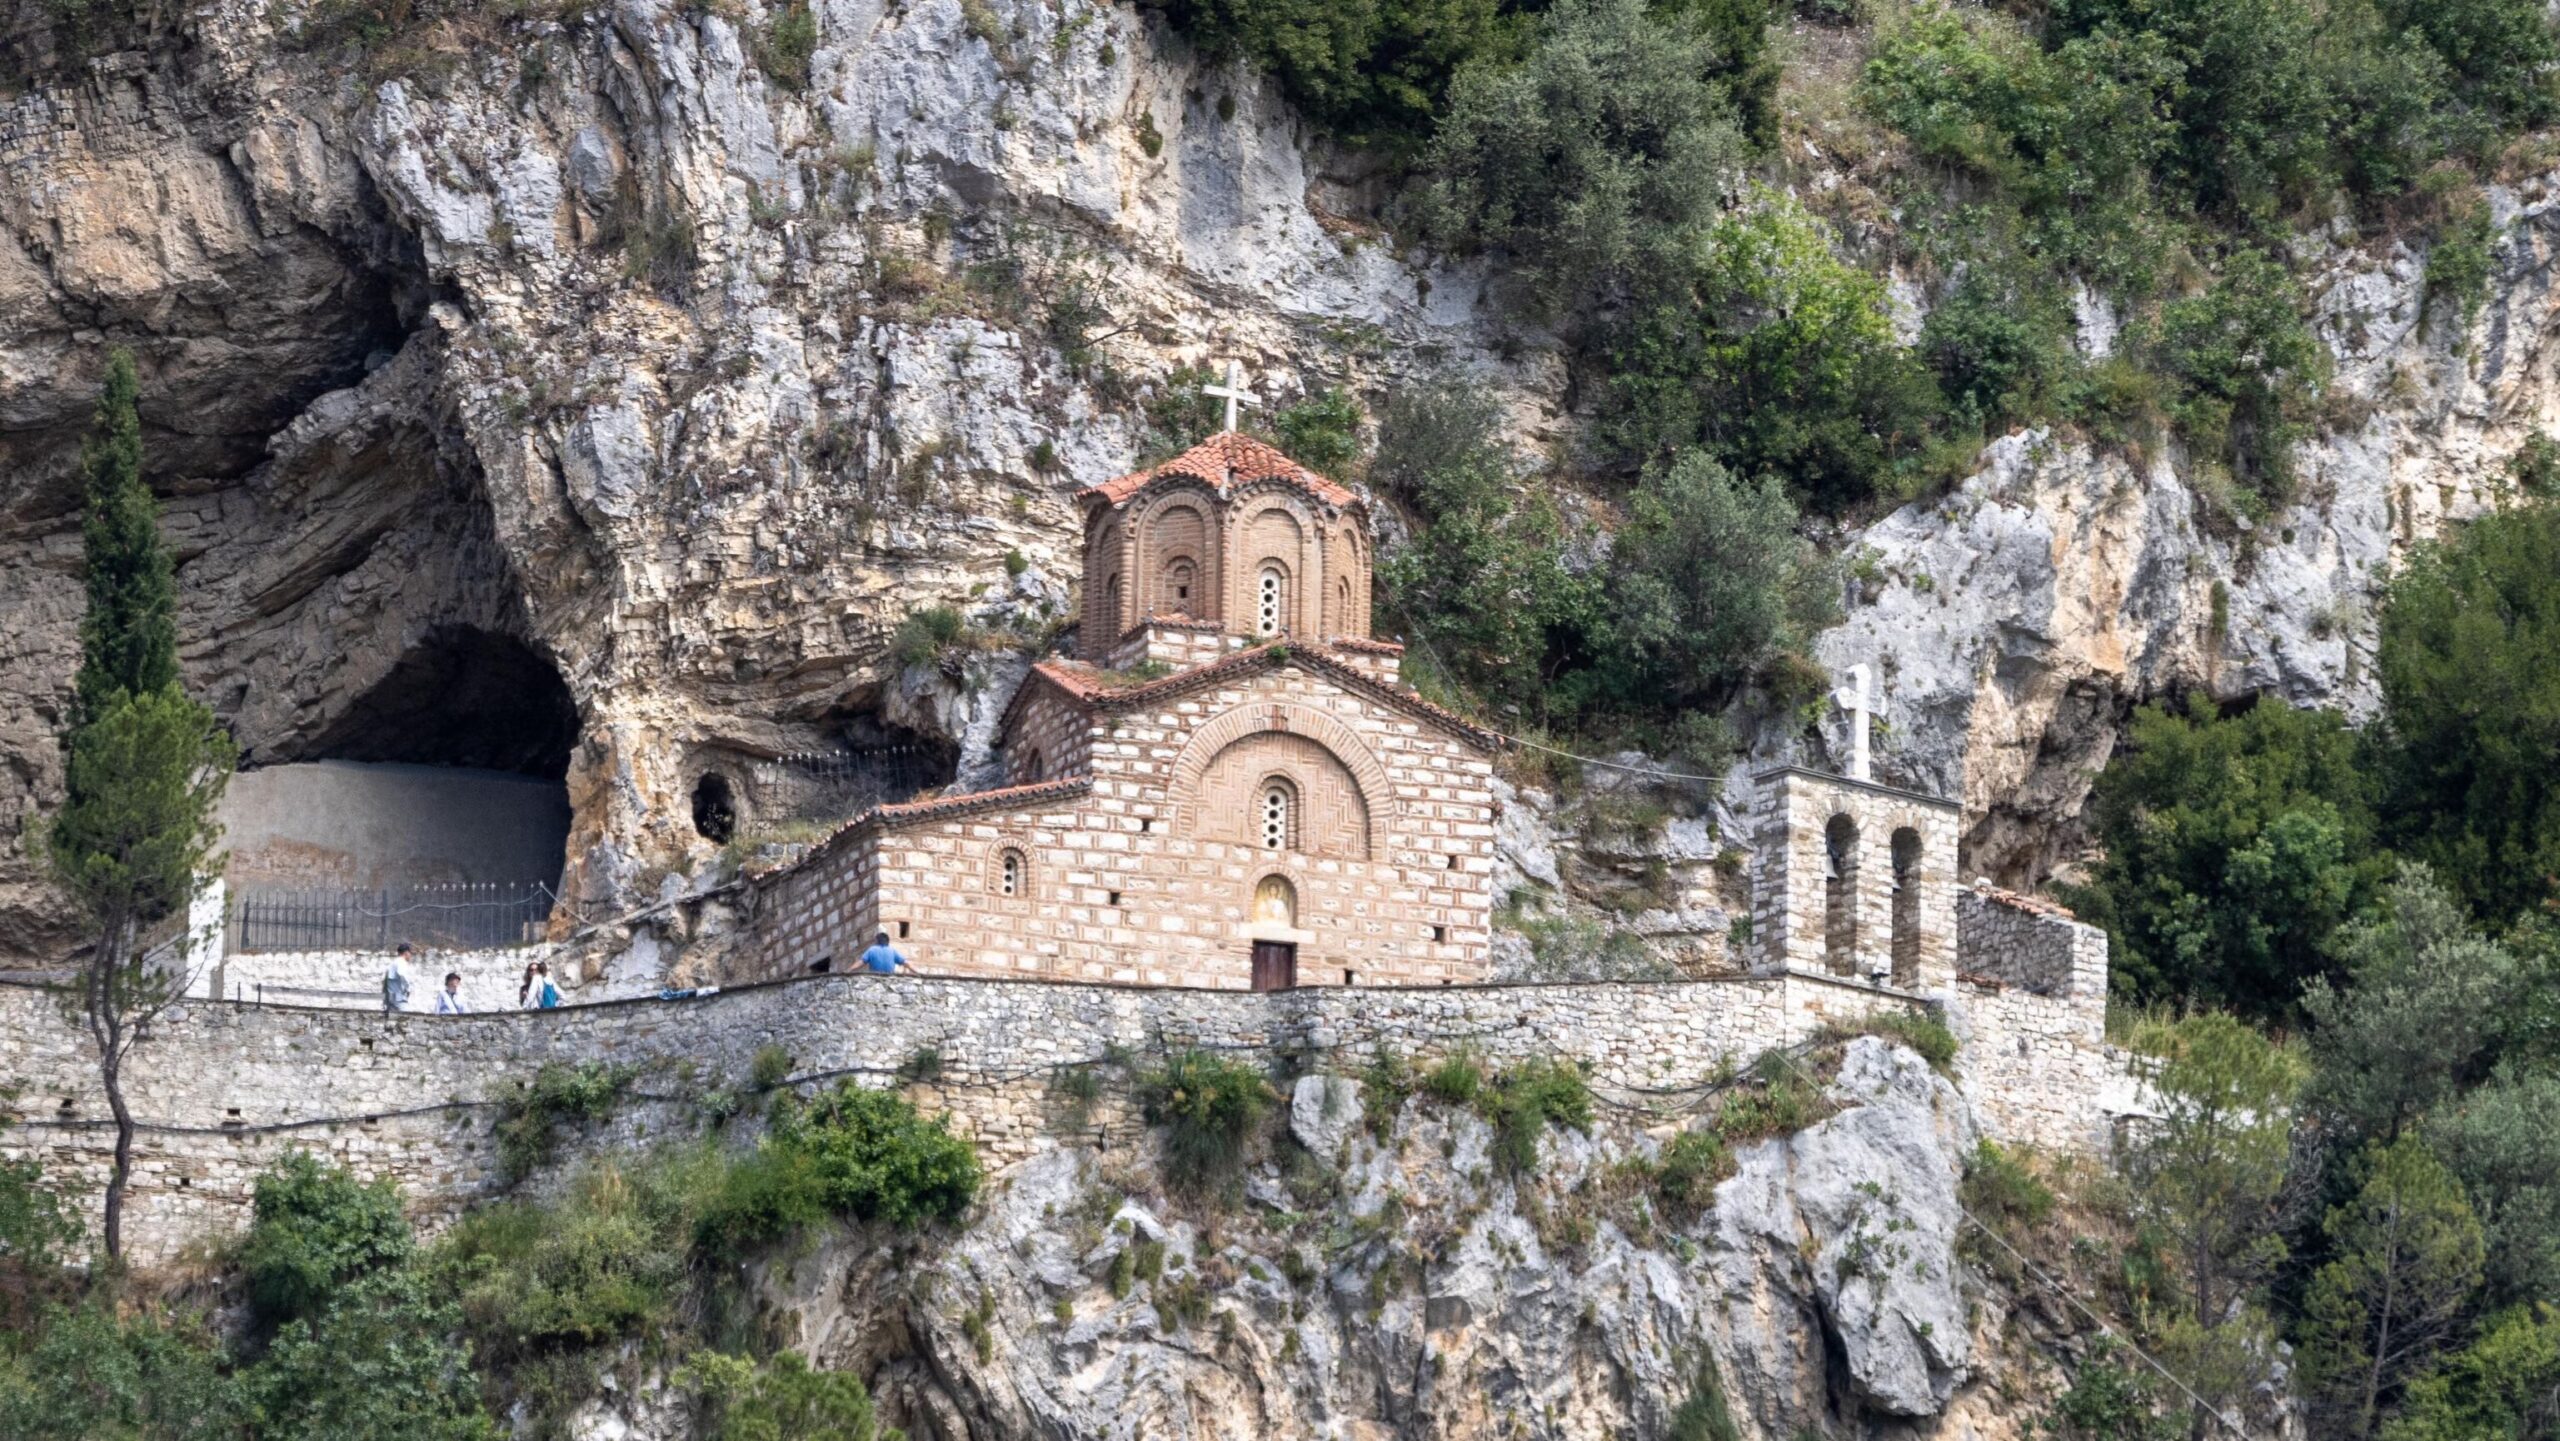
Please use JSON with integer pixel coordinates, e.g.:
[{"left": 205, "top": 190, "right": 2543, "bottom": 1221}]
[{"left": 532, "top": 961, "right": 563, "bottom": 1010}]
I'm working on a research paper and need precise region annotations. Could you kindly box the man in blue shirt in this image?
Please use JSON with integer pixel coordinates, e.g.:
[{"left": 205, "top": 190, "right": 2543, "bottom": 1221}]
[{"left": 859, "top": 931, "right": 915, "bottom": 976}]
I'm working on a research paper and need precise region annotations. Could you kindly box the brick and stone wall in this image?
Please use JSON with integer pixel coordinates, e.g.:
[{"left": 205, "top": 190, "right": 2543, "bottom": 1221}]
[
  {"left": 0, "top": 965, "right": 2128, "bottom": 1263},
  {"left": 754, "top": 658, "right": 1499, "bottom": 989},
  {"left": 1956, "top": 882, "right": 2109, "bottom": 1000}
]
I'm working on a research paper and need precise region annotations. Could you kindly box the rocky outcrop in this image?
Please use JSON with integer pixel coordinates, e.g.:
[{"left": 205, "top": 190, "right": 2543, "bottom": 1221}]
[
  {"left": 8, "top": 0, "right": 2560, "bottom": 962},
  {"left": 557, "top": 1039, "right": 2055, "bottom": 1440}
]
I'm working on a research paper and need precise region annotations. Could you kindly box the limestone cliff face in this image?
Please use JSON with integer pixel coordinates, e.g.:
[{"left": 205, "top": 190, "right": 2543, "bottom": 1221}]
[
  {"left": 562, "top": 1040, "right": 2170, "bottom": 1441},
  {"left": 0, "top": 0, "right": 2552, "bottom": 959}
]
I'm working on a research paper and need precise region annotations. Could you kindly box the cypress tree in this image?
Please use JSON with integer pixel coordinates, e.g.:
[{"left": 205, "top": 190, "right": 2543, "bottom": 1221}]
[
  {"left": 70, "top": 349, "right": 178, "bottom": 727},
  {"left": 42, "top": 349, "right": 234, "bottom": 1261}
]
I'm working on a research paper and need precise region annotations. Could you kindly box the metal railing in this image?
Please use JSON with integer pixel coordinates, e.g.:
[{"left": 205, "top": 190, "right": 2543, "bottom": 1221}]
[
  {"left": 751, "top": 745, "right": 948, "bottom": 824},
  {"left": 229, "top": 882, "right": 560, "bottom": 953}
]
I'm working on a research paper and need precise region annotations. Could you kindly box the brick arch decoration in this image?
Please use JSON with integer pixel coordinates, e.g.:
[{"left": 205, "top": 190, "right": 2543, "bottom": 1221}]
[{"left": 1165, "top": 701, "right": 1395, "bottom": 860}]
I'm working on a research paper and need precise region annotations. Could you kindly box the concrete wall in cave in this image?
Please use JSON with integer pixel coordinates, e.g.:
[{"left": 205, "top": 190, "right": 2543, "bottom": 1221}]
[{"left": 219, "top": 761, "right": 570, "bottom": 891}]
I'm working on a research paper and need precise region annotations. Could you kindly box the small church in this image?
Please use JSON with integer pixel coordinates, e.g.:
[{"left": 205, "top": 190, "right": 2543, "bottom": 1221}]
[{"left": 756, "top": 415, "right": 1504, "bottom": 989}]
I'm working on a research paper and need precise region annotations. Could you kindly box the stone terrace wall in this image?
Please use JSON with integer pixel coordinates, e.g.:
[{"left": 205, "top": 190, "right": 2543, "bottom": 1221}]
[
  {"left": 1945, "top": 882, "right": 2119, "bottom": 1152},
  {"left": 0, "top": 968, "right": 2118, "bottom": 1264}
]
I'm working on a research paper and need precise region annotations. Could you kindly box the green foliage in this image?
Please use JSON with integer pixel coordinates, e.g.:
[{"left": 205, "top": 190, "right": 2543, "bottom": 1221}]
[
  {"left": 0, "top": 1300, "right": 244, "bottom": 1441},
  {"left": 43, "top": 685, "right": 238, "bottom": 944},
  {"left": 72, "top": 351, "right": 178, "bottom": 728},
  {"left": 494, "top": 1061, "right": 635, "bottom": 1184},
  {"left": 2509, "top": 434, "right": 2560, "bottom": 498},
  {"left": 749, "top": 1043, "right": 795, "bottom": 1092},
  {"left": 1502, "top": 910, "right": 1679, "bottom": 980},
  {"left": 1829, "top": 1008, "right": 1961, "bottom": 1074},
  {"left": 2382, "top": 1303, "right": 2560, "bottom": 1441},
  {"left": 1596, "top": 449, "right": 1840, "bottom": 710},
  {"left": 1422, "top": 1049, "right": 1485, "bottom": 1104},
  {"left": 888, "top": 604, "right": 981, "bottom": 672},
  {"left": 0, "top": 1100, "right": 75, "bottom": 1281},
  {"left": 2063, "top": 695, "right": 2382, "bottom": 1022},
  {"left": 2381, "top": 0, "right": 2557, "bottom": 122},
  {"left": 1479, "top": 1058, "right": 1593, "bottom": 1173},
  {"left": 1144, "top": 0, "right": 1520, "bottom": 151},
  {"left": 1601, "top": 192, "right": 1951, "bottom": 505},
  {"left": 2425, "top": 1070, "right": 2560, "bottom": 1306},
  {"left": 1415, "top": 0, "right": 1748, "bottom": 319},
  {"left": 1269, "top": 387, "right": 1364, "bottom": 474},
  {"left": 1665, "top": 1351, "right": 1742, "bottom": 1441},
  {"left": 1137, "top": 1050, "right": 1276, "bottom": 1195},
  {"left": 1961, "top": 1139, "right": 2057, "bottom": 1234},
  {"left": 2302, "top": 866, "right": 2520, "bottom": 1146},
  {"left": 754, "top": 1, "right": 818, "bottom": 91},
  {"left": 2298, "top": 1138, "right": 2486, "bottom": 1439},
  {"left": 2040, "top": 1342, "right": 2178, "bottom": 1439},
  {"left": 1373, "top": 379, "right": 1594, "bottom": 719},
  {"left": 683, "top": 1350, "right": 887, "bottom": 1441},
  {"left": 240, "top": 1151, "right": 415, "bottom": 1331},
  {"left": 2375, "top": 497, "right": 2560, "bottom": 923},
  {"left": 2141, "top": 248, "right": 2327, "bottom": 510},
  {"left": 249, "top": 1268, "right": 498, "bottom": 1441},
  {"left": 2120, "top": 1011, "right": 2304, "bottom": 1404},
  {"left": 1710, "top": 1052, "right": 1830, "bottom": 1143},
  {"left": 706, "top": 1081, "right": 980, "bottom": 1246},
  {"left": 2423, "top": 193, "right": 2498, "bottom": 329},
  {"left": 1656, "top": 1128, "right": 1734, "bottom": 1219}
]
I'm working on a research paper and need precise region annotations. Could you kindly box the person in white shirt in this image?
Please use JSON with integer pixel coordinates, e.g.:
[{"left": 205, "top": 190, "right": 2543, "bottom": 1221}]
[
  {"left": 434, "top": 971, "right": 467, "bottom": 1015},
  {"left": 383, "top": 943, "right": 414, "bottom": 1013}
]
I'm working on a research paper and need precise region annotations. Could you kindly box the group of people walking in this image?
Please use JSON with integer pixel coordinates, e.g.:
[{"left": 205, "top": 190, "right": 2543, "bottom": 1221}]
[
  {"left": 380, "top": 942, "right": 562, "bottom": 1014},
  {"left": 376, "top": 927, "right": 920, "bottom": 1014}
]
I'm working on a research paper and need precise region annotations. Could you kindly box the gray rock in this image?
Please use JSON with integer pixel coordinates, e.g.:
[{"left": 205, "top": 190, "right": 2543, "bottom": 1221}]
[{"left": 1288, "top": 1073, "right": 1363, "bottom": 1167}]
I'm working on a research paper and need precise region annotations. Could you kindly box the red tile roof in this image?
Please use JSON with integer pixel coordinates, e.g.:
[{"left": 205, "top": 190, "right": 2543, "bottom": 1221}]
[
  {"left": 1080, "top": 432, "right": 1361, "bottom": 510},
  {"left": 1968, "top": 880, "right": 2080, "bottom": 921},
  {"left": 1016, "top": 642, "right": 1497, "bottom": 751},
  {"left": 871, "top": 776, "right": 1093, "bottom": 829},
  {"left": 1328, "top": 635, "right": 1406, "bottom": 656}
]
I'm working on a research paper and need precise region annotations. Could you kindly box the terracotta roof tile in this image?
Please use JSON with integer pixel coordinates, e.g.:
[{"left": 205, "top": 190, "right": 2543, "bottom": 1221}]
[
  {"left": 1080, "top": 432, "right": 1361, "bottom": 509},
  {"left": 1022, "top": 642, "right": 1496, "bottom": 750},
  {"left": 1328, "top": 635, "right": 1406, "bottom": 656},
  {"left": 870, "top": 776, "right": 1092, "bottom": 829},
  {"left": 1968, "top": 880, "right": 2081, "bottom": 921}
]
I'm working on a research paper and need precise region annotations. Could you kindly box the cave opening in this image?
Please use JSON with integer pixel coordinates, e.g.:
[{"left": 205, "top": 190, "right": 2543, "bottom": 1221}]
[
  {"left": 307, "top": 625, "right": 581, "bottom": 778},
  {"left": 219, "top": 628, "right": 580, "bottom": 948},
  {"left": 692, "top": 773, "right": 738, "bottom": 843}
]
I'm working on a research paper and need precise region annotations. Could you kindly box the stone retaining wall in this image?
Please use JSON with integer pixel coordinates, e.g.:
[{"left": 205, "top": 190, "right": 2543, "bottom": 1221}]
[{"left": 0, "top": 967, "right": 2123, "bottom": 1264}]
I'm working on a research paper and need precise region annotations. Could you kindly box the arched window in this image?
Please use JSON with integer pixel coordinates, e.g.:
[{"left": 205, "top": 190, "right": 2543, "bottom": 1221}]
[
  {"left": 1257, "top": 565, "right": 1285, "bottom": 636},
  {"left": 1021, "top": 748, "right": 1046, "bottom": 783},
  {"left": 1824, "top": 814, "right": 1859, "bottom": 977},
  {"left": 1105, "top": 573, "right": 1121, "bottom": 621},
  {"left": 995, "top": 847, "right": 1027, "bottom": 899},
  {"left": 1259, "top": 778, "right": 1294, "bottom": 851},
  {"left": 1163, "top": 557, "right": 1196, "bottom": 614},
  {"left": 1890, "top": 827, "right": 1923, "bottom": 987}
]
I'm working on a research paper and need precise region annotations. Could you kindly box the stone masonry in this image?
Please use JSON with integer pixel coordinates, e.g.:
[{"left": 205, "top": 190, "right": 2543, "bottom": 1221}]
[
  {"left": 0, "top": 958, "right": 2121, "bottom": 1264},
  {"left": 1752, "top": 767, "right": 1962, "bottom": 989}
]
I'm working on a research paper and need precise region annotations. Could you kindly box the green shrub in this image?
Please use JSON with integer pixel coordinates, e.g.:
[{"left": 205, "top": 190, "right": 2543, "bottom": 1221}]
[
  {"left": 1270, "top": 387, "right": 1364, "bottom": 474},
  {"left": 1146, "top": 0, "right": 1527, "bottom": 152},
  {"left": 249, "top": 1268, "right": 499, "bottom": 1441},
  {"left": 889, "top": 604, "right": 976, "bottom": 672},
  {"left": 2040, "top": 1341, "right": 2177, "bottom": 1439},
  {"left": 682, "top": 1350, "right": 888, "bottom": 1441},
  {"left": 1711, "top": 1052, "right": 1831, "bottom": 1143},
  {"left": 1960, "top": 1139, "right": 2056, "bottom": 1237},
  {"left": 2141, "top": 248, "right": 2326, "bottom": 512},
  {"left": 0, "top": 1102, "right": 77, "bottom": 1284},
  {"left": 2506, "top": 434, "right": 2560, "bottom": 498},
  {"left": 495, "top": 1061, "right": 636, "bottom": 1184},
  {"left": 1656, "top": 1128, "right": 1734, "bottom": 1219},
  {"left": 1834, "top": 1009, "right": 1961, "bottom": 1074},
  {"left": 1137, "top": 1050, "right": 1277, "bottom": 1194},
  {"left": 720, "top": 1081, "right": 981, "bottom": 1239},
  {"left": 240, "top": 1150, "right": 414, "bottom": 1330},
  {"left": 1666, "top": 1352, "right": 1743, "bottom": 1441},
  {"left": 1422, "top": 1050, "right": 1485, "bottom": 1104},
  {"left": 1359, "top": 1045, "right": 1415, "bottom": 1137},
  {"left": 755, "top": 1, "right": 819, "bottom": 91},
  {"left": 0, "top": 1300, "right": 245, "bottom": 1440},
  {"left": 1481, "top": 1058, "right": 1593, "bottom": 1174},
  {"left": 749, "top": 1043, "right": 796, "bottom": 1091}
]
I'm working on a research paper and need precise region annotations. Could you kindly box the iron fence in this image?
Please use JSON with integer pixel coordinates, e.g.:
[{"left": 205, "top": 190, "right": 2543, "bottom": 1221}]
[
  {"left": 752, "top": 745, "right": 948, "bottom": 824},
  {"left": 229, "top": 882, "right": 560, "bottom": 953}
]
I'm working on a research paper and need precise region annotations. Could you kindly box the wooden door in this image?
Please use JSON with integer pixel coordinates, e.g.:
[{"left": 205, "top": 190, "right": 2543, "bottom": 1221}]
[{"left": 1250, "top": 941, "right": 1297, "bottom": 993}]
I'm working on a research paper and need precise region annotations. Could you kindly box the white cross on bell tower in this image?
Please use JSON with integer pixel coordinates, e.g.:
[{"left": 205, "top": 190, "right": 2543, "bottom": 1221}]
[
  {"left": 1832, "top": 662, "right": 1874, "bottom": 782},
  {"left": 1203, "top": 359, "right": 1260, "bottom": 433}
]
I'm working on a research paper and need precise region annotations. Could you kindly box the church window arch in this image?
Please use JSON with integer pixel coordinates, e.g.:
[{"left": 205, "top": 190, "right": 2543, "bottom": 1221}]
[
  {"left": 1257, "top": 564, "right": 1287, "bottom": 636},
  {"left": 993, "top": 846, "right": 1029, "bottom": 899},
  {"left": 1162, "top": 556, "right": 1198, "bottom": 614},
  {"left": 1253, "top": 873, "right": 1297, "bottom": 926},
  {"left": 1258, "top": 776, "right": 1297, "bottom": 851},
  {"left": 1890, "top": 827, "right": 1923, "bottom": 987}
]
